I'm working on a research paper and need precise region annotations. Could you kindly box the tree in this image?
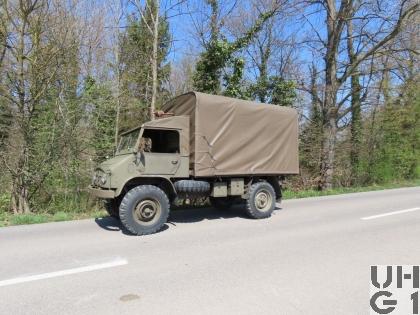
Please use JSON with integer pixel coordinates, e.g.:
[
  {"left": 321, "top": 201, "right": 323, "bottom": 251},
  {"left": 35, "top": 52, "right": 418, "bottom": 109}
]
[
  {"left": 193, "top": 0, "right": 282, "bottom": 95},
  {"left": 0, "top": 5, "right": 7, "bottom": 67},
  {"left": 306, "top": 0, "right": 419, "bottom": 189},
  {"left": 0, "top": 6, "right": 10, "bottom": 147},
  {"left": 0, "top": 0, "right": 81, "bottom": 213},
  {"left": 250, "top": 76, "right": 296, "bottom": 106},
  {"left": 122, "top": 0, "right": 171, "bottom": 122},
  {"left": 223, "top": 57, "right": 249, "bottom": 98},
  {"left": 83, "top": 76, "right": 116, "bottom": 163},
  {"left": 371, "top": 81, "right": 419, "bottom": 182},
  {"left": 300, "top": 63, "right": 323, "bottom": 184},
  {"left": 168, "top": 55, "right": 195, "bottom": 96},
  {"left": 241, "top": 0, "right": 297, "bottom": 105},
  {"left": 345, "top": 18, "right": 363, "bottom": 182}
]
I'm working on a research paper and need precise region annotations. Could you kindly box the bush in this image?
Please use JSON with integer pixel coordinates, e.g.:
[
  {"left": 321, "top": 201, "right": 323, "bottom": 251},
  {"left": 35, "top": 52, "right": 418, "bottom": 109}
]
[
  {"left": 0, "top": 194, "right": 10, "bottom": 213},
  {"left": 10, "top": 214, "right": 49, "bottom": 225}
]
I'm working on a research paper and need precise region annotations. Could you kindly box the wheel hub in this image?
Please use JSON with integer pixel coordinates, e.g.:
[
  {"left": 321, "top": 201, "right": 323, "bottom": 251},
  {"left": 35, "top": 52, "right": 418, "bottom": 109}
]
[
  {"left": 254, "top": 190, "right": 272, "bottom": 212},
  {"left": 134, "top": 199, "right": 160, "bottom": 222}
]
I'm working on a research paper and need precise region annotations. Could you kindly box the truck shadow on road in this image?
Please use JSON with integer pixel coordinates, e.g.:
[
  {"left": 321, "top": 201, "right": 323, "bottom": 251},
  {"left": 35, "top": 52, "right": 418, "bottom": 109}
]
[
  {"left": 95, "top": 216, "right": 170, "bottom": 235},
  {"left": 95, "top": 205, "right": 282, "bottom": 235},
  {"left": 94, "top": 217, "right": 134, "bottom": 235},
  {"left": 168, "top": 206, "right": 248, "bottom": 224}
]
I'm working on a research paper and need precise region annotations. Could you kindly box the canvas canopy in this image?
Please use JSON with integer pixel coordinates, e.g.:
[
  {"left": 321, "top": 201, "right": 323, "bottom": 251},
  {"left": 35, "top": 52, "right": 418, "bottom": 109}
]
[{"left": 162, "top": 91, "right": 299, "bottom": 177}]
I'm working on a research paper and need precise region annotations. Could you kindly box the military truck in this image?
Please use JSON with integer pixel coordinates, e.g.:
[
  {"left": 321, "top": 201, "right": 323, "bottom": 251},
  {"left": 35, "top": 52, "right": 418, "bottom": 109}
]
[{"left": 89, "top": 92, "right": 299, "bottom": 235}]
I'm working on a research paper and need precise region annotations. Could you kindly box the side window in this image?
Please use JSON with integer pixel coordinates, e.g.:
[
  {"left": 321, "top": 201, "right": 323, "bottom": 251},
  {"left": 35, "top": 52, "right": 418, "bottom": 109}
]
[{"left": 141, "top": 129, "right": 180, "bottom": 154}]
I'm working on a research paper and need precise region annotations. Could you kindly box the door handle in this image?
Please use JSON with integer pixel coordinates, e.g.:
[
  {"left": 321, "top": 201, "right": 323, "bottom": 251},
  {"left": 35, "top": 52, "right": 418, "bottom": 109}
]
[{"left": 171, "top": 160, "right": 178, "bottom": 164}]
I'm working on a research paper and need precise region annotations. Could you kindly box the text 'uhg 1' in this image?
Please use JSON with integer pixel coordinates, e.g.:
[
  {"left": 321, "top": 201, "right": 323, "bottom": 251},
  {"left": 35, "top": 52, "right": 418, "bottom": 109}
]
[{"left": 370, "top": 265, "right": 419, "bottom": 314}]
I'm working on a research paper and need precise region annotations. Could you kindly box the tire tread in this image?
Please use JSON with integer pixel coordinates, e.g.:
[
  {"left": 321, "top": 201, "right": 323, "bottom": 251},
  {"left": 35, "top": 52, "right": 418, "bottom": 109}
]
[
  {"left": 119, "top": 185, "right": 170, "bottom": 235},
  {"left": 245, "top": 181, "right": 275, "bottom": 219}
]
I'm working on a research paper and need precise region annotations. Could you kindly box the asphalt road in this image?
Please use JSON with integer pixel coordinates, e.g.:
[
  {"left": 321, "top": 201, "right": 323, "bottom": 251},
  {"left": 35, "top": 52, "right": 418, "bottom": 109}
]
[{"left": 0, "top": 187, "right": 419, "bottom": 315}]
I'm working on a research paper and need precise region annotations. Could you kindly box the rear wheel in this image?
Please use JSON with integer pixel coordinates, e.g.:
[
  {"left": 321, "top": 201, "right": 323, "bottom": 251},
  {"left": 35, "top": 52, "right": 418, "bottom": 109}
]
[
  {"left": 245, "top": 181, "right": 276, "bottom": 219},
  {"left": 119, "top": 185, "right": 170, "bottom": 235}
]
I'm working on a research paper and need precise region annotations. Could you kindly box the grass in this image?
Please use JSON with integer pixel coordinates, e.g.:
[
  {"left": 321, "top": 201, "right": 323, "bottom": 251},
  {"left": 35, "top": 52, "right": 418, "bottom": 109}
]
[
  {"left": 282, "top": 179, "right": 420, "bottom": 199},
  {"left": 0, "top": 179, "right": 419, "bottom": 227},
  {"left": 0, "top": 209, "right": 107, "bottom": 228}
]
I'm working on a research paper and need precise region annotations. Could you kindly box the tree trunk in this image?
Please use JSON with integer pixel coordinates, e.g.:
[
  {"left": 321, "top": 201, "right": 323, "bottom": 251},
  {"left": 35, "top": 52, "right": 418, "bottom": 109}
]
[
  {"left": 11, "top": 173, "right": 30, "bottom": 214},
  {"left": 257, "top": 60, "right": 268, "bottom": 103},
  {"left": 309, "top": 64, "right": 323, "bottom": 174},
  {"left": 318, "top": 0, "right": 339, "bottom": 190},
  {"left": 10, "top": 12, "right": 31, "bottom": 213},
  {"left": 349, "top": 74, "right": 361, "bottom": 179},
  {"left": 149, "top": 0, "right": 160, "bottom": 121},
  {"left": 319, "top": 91, "right": 337, "bottom": 190},
  {"left": 347, "top": 19, "right": 362, "bottom": 183}
]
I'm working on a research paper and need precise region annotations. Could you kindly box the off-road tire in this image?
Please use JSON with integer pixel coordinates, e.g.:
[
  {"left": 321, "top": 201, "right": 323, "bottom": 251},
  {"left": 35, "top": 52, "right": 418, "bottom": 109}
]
[
  {"left": 245, "top": 181, "right": 276, "bottom": 219},
  {"left": 174, "top": 180, "right": 210, "bottom": 196},
  {"left": 104, "top": 198, "right": 120, "bottom": 219},
  {"left": 209, "top": 196, "right": 235, "bottom": 209},
  {"left": 119, "top": 185, "right": 170, "bottom": 235}
]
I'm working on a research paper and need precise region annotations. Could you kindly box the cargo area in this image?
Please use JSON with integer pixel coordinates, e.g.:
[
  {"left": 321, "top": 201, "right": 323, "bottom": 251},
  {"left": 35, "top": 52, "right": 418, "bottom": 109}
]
[{"left": 162, "top": 91, "right": 299, "bottom": 177}]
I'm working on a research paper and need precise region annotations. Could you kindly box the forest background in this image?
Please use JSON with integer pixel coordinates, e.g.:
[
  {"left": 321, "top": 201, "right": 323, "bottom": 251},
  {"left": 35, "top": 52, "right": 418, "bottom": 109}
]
[{"left": 0, "top": 0, "right": 418, "bottom": 224}]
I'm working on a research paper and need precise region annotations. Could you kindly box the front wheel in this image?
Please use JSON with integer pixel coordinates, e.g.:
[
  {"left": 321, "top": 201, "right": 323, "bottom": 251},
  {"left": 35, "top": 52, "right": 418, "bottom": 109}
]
[
  {"left": 119, "top": 185, "right": 170, "bottom": 235},
  {"left": 245, "top": 181, "right": 276, "bottom": 219}
]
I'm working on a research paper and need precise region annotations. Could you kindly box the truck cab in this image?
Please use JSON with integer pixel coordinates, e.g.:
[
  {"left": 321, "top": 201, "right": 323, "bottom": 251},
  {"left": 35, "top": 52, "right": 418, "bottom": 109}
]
[{"left": 90, "top": 115, "right": 189, "bottom": 198}]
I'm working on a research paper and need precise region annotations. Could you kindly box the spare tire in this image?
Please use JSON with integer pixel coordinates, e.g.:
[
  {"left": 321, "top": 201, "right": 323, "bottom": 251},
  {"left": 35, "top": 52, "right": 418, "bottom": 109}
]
[{"left": 174, "top": 180, "right": 210, "bottom": 196}]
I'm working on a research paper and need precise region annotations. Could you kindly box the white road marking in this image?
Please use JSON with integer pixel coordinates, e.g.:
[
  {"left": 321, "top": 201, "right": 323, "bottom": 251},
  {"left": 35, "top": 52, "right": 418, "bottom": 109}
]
[
  {"left": 361, "top": 207, "right": 420, "bottom": 220},
  {"left": 0, "top": 258, "right": 128, "bottom": 287}
]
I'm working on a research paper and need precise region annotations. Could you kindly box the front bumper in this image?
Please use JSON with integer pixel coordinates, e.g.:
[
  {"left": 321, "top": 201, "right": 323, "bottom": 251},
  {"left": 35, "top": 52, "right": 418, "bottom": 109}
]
[{"left": 88, "top": 185, "right": 115, "bottom": 199}]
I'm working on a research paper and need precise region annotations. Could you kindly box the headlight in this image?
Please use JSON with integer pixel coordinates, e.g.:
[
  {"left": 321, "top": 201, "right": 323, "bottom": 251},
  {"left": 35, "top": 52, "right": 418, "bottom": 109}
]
[{"left": 92, "top": 170, "right": 107, "bottom": 186}]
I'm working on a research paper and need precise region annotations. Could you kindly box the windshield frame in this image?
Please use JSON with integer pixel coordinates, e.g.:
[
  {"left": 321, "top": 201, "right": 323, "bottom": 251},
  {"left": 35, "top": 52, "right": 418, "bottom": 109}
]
[{"left": 115, "top": 127, "right": 141, "bottom": 155}]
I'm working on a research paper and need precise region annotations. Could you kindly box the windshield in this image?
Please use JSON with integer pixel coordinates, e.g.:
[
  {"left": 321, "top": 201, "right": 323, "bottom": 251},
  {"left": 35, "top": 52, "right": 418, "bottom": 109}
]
[{"left": 116, "top": 128, "right": 140, "bottom": 154}]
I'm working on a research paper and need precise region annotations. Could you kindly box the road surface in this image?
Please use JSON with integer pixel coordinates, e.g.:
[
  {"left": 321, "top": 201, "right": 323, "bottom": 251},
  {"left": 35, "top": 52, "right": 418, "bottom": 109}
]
[{"left": 0, "top": 187, "right": 419, "bottom": 314}]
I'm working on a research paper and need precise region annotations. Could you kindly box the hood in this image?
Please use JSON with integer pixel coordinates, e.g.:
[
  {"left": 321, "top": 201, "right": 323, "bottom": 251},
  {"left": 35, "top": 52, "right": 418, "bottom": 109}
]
[{"left": 98, "top": 153, "right": 134, "bottom": 173}]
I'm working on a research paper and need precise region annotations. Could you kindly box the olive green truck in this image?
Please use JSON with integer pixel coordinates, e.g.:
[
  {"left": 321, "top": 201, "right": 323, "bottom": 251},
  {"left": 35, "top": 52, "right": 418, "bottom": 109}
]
[{"left": 89, "top": 92, "right": 299, "bottom": 235}]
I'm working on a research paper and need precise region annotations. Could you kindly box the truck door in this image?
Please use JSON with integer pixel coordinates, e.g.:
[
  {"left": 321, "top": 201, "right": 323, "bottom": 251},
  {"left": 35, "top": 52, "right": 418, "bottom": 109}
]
[{"left": 141, "top": 128, "right": 181, "bottom": 175}]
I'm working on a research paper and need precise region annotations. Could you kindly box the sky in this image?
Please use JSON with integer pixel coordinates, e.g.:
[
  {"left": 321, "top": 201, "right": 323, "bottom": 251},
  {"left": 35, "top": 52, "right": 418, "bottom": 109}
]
[{"left": 164, "top": 0, "right": 325, "bottom": 74}]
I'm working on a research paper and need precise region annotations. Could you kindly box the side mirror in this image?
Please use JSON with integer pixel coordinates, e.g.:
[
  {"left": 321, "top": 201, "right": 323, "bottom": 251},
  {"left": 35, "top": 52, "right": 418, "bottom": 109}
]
[{"left": 135, "top": 150, "right": 142, "bottom": 165}]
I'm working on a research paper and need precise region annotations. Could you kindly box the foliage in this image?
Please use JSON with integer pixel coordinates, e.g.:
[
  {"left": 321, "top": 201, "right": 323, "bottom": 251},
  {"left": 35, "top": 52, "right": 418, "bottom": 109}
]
[
  {"left": 282, "top": 178, "right": 420, "bottom": 199},
  {"left": 193, "top": 3, "right": 278, "bottom": 96},
  {"left": 300, "top": 104, "right": 323, "bottom": 182},
  {"left": 223, "top": 58, "right": 250, "bottom": 99},
  {"left": 367, "top": 82, "right": 419, "bottom": 183},
  {"left": 271, "top": 78, "right": 297, "bottom": 107},
  {"left": 250, "top": 76, "right": 296, "bottom": 106},
  {"left": 120, "top": 0, "right": 171, "bottom": 126},
  {"left": 83, "top": 77, "right": 116, "bottom": 162},
  {"left": 0, "top": 194, "right": 10, "bottom": 213},
  {"left": 193, "top": 39, "right": 231, "bottom": 94},
  {"left": 0, "top": 101, "right": 11, "bottom": 149}
]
